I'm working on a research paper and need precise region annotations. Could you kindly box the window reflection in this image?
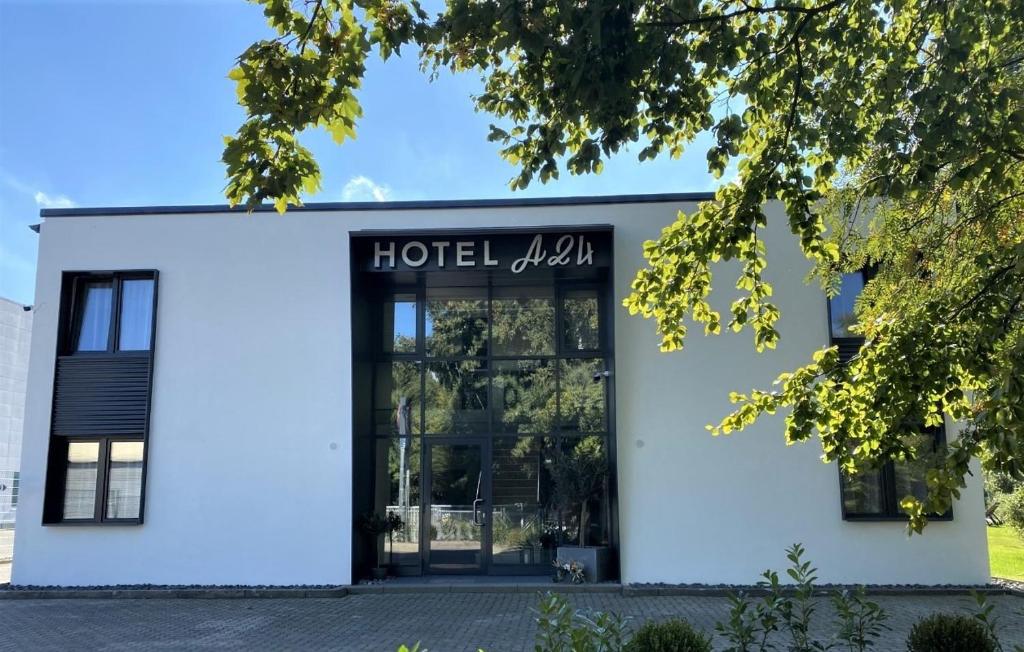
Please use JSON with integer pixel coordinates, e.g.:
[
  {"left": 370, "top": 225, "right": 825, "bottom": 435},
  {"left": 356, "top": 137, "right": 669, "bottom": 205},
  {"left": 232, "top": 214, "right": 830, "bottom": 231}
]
[
  {"left": 491, "top": 437, "right": 556, "bottom": 566},
  {"left": 106, "top": 441, "right": 144, "bottom": 519},
  {"left": 425, "top": 361, "right": 489, "bottom": 434},
  {"left": 425, "top": 289, "right": 488, "bottom": 357},
  {"left": 383, "top": 294, "right": 417, "bottom": 353},
  {"left": 493, "top": 360, "right": 556, "bottom": 434},
  {"left": 63, "top": 441, "right": 99, "bottom": 519},
  {"left": 830, "top": 272, "right": 865, "bottom": 339},
  {"left": 75, "top": 281, "right": 113, "bottom": 351},
  {"left": 562, "top": 290, "right": 600, "bottom": 351},
  {"left": 375, "top": 437, "right": 421, "bottom": 566},
  {"left": 492, "top": 288, "right": 554, "bottom": 356},
  {"left": 118, "top": 279, "right": 154, "bottom": 351},
  {"left": 559, "top": 359, "right": 607, "bottom": 433},
  {"left": 841, "top": 467, "right": 885, "bottom": 516},
  {"left": 375, "top": 362, "right": 421, "bottom": 435},
  {"left": 551, "top": 436, "right": 610, "bottom": 547},
  {"left": 894, "top": 432, "right": 943, "bottom": 515}
]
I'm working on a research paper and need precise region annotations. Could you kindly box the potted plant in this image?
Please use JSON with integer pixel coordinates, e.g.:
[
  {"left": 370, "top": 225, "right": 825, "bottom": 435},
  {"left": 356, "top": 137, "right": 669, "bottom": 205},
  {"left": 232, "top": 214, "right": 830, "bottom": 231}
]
[
  {"left": 360, "top": 512, "right": 392, "bottom": 580},
  {"left": 384, "top": 511, "right": 404, "bottom": 574},
  {"left": 551, "top": 436, "right": 611, "bottom": 582}
]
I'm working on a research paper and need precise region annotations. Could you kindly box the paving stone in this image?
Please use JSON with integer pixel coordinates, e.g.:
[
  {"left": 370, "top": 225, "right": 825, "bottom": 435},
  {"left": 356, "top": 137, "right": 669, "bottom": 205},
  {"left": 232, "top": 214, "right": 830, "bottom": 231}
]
[{"left": 0, "top": 591, "right": 1021, "bottom": 651}]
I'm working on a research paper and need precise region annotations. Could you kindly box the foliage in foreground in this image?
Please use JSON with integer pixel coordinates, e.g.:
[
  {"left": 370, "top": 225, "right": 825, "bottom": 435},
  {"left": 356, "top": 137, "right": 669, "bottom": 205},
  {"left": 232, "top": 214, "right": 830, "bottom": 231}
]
[
  {"left": 534, "top": 591, "right": 628, "bottom": 652},
  {"left": 226, "top": 0, "right": 1024, "bottom": 532},
  {"left": 625, "top": 618, "right": 712, "bottom": 652},
  {"left": 714, "top": 544, "right": 889, "bottom": 652},
  {"left": 398, "top": 546, "right": 1023, "bottom": 652},
  {"left": 905, "top": 613, "right": 996, "bottom": 652}
]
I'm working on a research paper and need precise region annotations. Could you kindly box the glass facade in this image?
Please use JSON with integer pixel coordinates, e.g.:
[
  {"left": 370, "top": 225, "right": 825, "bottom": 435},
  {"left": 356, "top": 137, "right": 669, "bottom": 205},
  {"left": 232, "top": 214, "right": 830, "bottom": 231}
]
[{"left": 354, "top": 233, "right": 615, "bottom": 576}]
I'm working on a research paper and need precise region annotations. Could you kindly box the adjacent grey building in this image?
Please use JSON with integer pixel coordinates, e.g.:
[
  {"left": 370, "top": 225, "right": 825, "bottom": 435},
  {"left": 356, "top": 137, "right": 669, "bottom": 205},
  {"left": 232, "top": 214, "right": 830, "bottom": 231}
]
[{"left": 1, "top": 297, "right": 32, "bottom": 562}]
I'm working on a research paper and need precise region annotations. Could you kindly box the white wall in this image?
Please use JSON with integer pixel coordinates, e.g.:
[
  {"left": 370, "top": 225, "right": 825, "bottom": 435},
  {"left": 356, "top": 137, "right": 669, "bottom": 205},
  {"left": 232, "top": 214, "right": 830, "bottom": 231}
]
[{"left": 13, "top": 199, "right": 989, "bottom": 586}]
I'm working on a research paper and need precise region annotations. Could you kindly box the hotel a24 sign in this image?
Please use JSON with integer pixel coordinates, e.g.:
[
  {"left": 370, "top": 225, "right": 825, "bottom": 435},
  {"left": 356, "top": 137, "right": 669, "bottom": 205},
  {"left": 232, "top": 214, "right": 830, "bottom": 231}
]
[{"left": 359, "top": 230, "right": 611, "bottom": 273}]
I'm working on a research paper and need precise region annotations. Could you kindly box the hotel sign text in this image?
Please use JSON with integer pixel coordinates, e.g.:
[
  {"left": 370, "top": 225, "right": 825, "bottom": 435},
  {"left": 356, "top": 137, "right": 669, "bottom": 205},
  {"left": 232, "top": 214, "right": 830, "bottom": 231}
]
[{"left": 359, "top": 230, "right": 611, "bottom": 273}]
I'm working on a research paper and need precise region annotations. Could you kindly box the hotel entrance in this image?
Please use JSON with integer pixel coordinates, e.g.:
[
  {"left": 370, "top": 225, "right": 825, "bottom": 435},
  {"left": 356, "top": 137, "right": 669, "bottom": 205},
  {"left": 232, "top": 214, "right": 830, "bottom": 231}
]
[
  {"left": 350, "top": 229, "right": 617, "bottom": 578},
  {"left": 424, "top": 439, "right": 486, "bottom": 573}
]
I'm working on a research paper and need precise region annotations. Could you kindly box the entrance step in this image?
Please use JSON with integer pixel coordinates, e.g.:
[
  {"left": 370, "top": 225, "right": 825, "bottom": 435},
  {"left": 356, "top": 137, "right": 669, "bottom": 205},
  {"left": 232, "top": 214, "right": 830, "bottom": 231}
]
[{"left": 349, "top": 577, "right": 622, "bottom": 594}]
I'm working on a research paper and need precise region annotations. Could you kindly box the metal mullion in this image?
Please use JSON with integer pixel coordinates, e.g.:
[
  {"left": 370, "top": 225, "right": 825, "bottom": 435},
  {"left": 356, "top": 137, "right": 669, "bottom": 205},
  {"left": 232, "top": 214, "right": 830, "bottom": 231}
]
[
  {"left": 487, "top": 277, "right": 494, "bottom": 438},
  {"left": 95, "top": 437, "right": 110, "bottom": 522},
  {"left": 108, "top": 275, "right": 122, "bottom": 354},
  {"left": 424, "top": 354, "right": 490, "bottom": 363}
]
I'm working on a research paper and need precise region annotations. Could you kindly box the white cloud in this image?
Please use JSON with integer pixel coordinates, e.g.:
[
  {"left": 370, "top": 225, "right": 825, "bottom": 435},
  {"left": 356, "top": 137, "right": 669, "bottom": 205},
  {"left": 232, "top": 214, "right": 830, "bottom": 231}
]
[
  {"left": 341, "top": 176, "right": 392, "bottom": 202},
  {"left": 33, "top": 191, "right": 76, "bottom": 209},
  {"left": 2, "top": 173, "right": 77, "bottom": 209}
]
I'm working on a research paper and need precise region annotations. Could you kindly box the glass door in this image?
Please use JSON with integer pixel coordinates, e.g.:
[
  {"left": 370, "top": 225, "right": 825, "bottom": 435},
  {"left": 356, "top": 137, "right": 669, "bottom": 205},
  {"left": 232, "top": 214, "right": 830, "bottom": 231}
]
[{"left": 424, "top": 441, "right": 488, "bottom": 573}]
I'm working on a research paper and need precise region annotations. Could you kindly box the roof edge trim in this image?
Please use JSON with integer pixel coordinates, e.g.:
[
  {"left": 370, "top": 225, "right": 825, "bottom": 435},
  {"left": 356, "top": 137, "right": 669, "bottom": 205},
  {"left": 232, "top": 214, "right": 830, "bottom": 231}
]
[{"left": 39, "top": 192, "right": 716, "bottom": 218}]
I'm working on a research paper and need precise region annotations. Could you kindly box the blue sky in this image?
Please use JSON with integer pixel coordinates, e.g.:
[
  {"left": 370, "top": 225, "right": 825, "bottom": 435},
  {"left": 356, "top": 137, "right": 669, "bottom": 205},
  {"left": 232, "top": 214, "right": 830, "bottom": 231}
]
[{"left": 0, "top": 0, "right": 724, "bottom": 306}]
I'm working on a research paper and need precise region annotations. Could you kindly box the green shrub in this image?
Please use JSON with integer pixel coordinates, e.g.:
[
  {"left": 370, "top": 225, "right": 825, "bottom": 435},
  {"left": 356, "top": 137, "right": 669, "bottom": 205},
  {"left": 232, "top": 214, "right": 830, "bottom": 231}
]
[
  {"left": 534, "top": 592, "right": 627, "bottom": 652},
  {"left": 625, "top": 619, "right": 712, "bottom": 652},
  {"left": 905, "top": 613, "right": 996, "bottom": 652},
  {"left": 985, "top": 470, "right": 1020, "bottom": 497},
  {"left": 1002, "top": 485, "right": 1024, "bottom": 537}
]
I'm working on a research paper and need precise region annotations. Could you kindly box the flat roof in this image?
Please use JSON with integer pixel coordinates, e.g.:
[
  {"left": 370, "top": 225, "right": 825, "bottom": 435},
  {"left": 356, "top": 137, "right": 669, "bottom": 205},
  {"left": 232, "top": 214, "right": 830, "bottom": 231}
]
[{"left": 39, "top": 192, "right": 715, "bottom": 218}]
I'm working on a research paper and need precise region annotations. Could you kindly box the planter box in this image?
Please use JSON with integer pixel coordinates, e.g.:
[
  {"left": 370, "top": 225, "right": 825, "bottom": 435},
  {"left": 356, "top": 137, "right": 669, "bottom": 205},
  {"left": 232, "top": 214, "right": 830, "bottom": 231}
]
[{"left": 556, "top": 546, "right": 611, "bottom": 583}]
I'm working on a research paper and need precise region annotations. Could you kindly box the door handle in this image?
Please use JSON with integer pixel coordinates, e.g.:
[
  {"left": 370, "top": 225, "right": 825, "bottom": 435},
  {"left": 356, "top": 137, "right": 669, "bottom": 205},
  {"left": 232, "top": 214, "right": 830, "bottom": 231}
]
[{"left": 473, "top": 498, "right": 484, "bottom": 526}]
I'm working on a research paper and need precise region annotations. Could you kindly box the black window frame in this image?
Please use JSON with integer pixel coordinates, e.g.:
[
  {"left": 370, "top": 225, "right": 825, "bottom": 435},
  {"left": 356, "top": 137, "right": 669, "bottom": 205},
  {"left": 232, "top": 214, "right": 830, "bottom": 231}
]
[
  {"left": 64, "top": 271, "right": 156, "bottom": 356},
  {"left": 837, "top": 426, "right": 953, "bottom": 521},
  {"left": 43, "top": 270, "right": 158, "bottom": 526},
  {"left": 827, "top": 269, "right": 952, "bottom": 522},
  {"left": 45, "top": 436, "right": 147, "bottom": 525}
]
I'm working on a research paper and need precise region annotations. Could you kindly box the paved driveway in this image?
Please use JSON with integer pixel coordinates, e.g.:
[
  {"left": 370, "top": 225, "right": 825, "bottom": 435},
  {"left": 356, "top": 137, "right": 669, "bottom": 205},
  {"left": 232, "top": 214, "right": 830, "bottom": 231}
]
[{"left": 1, "top": 592, "right": 1022, "bottom": 652}]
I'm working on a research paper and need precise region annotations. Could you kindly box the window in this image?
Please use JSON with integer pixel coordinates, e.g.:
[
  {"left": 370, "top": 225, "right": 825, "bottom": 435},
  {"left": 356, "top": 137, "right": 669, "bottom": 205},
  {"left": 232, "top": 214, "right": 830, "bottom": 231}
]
[
  {"left": 52, "top": 438, "right": 145, "bottom": 523},
  {"left": 68, "top": 273, "right": 156, "bottom": 354},
  {"left": 828, "top": 268, "right": 951, "bottom": 520},
  {"left": 840, "top": 428, "right": 950, "bottom": 520},
  {"left": 365, "top": 280, "right": 614, "bottom": 553},
  {"left": 10, "top": 471, "right": 18, "bottom": 510},
  {"left": 45, "top": 270, "right": 158, "bottom": 525},
  {"left": 828, "top": 271, "right": 866, "bottom": 340}
]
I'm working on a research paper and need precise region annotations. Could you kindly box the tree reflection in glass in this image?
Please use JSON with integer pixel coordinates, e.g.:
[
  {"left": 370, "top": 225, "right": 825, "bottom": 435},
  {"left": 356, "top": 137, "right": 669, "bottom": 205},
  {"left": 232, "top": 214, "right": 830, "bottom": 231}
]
[
  {"left": 562, "top": 290, "right": 600, "bottom": 351},
  {"left": 425, "top": 361, "right": 489, "bottom": 434},
  {"left": 425, "top": 290, "right": 488, "bottom": 357},
  {"left": 492, "top": 288, "right": 554, "bottom": 356},
  {"left": 376, "top": 437, "right": 421, "bottom": 566},
  {"left": 491, "top": 436, "right": 556, "bottom": 566},
  {"left": 494, "top": 360, "right": 556, "bottom": 433},
  {"left": 895, "top": 431, "right": 945, "bottom": 514},
  {"left": 558, "top": 359, "right": 607, "bottom": 433},
  {"left": 551, "top": 435, "right": 609, "bottom": 547},
  {"left": 842, "top": 467, "right": 884, "bottom": 514}
]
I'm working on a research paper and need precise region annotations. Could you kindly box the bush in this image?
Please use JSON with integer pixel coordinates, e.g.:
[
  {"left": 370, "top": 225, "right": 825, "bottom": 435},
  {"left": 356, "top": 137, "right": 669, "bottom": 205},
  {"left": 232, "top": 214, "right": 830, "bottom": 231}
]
[
  {"left": 534, "top": 592, "right": 627, "bottom": 652},
  {"left": 905, "top": 614, "right": 996, "bottom": 652},
  {"left": 625, "top": 619, "right": 712, "bottom": 652},
  {"left": 1002, "top": 485, "right": 1024, "bottom": 537}
]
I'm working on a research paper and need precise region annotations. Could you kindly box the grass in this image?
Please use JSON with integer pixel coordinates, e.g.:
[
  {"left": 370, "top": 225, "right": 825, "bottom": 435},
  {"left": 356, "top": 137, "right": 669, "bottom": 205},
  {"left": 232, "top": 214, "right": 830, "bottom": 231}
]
[{"left": 988, "top": 525, "right": 1024, "bottom": 581}]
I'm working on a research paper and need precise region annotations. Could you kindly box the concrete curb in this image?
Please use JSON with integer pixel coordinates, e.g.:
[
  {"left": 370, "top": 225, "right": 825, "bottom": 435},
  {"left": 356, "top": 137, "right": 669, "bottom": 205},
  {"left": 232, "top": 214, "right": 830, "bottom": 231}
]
[
  {"left": 0, "top": 587, "right": 350, "bottom": 600},
  {"left": 0, "top": 582, "right": 1019, "bottom": 600},
  {"left": 621, "top": 585, "right": 1023, "bottom": 598}
]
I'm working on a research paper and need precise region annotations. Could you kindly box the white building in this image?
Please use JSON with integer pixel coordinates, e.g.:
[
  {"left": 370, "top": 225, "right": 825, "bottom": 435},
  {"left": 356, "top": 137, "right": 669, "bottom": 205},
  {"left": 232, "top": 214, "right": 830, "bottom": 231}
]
[
  {"left": 1, "top": 297, "right": 32, "bottom": 565},
  {"left": 12, "top": 194, "right": 989, "bottom": 587}
]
